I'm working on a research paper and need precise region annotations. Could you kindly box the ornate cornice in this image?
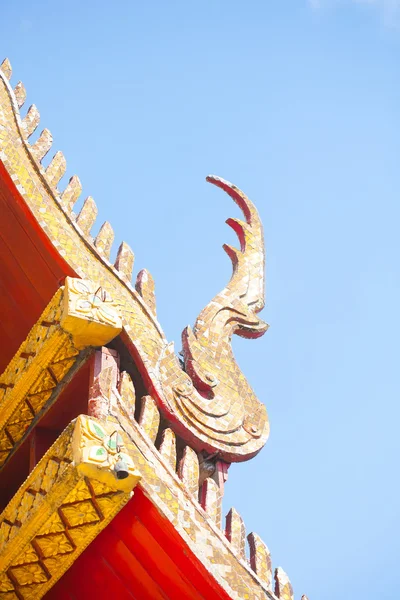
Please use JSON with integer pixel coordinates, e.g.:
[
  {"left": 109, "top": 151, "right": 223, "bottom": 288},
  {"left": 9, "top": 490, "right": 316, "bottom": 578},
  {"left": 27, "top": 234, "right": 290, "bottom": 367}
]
[
  {"left": 0, "top": 277, "right": 121, "bottom": 469},
  {"left": 0, "top": 59, "right": 268, "bottom": 461},
  {"left": 107, "top": 398, "right": 292, "bottom": 600},
  {"left": 0, "top": 415, "right": 140, "bottom": 599}
]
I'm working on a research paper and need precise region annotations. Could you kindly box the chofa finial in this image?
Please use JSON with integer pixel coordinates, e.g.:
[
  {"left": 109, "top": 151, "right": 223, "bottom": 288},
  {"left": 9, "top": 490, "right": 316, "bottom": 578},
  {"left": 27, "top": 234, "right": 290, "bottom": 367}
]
[{"left": 158, "top": 175, "right": 269, "bottom": 461}]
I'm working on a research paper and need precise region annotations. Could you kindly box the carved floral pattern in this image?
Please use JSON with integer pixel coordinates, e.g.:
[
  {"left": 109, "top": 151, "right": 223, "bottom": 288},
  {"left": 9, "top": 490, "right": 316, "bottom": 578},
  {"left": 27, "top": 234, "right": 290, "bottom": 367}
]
[
  {"left": 0, "top": 416, "right": 140, "bottom": 598},
  {"left": 67, "top": 279, "right": 120, "bottom": 327}
]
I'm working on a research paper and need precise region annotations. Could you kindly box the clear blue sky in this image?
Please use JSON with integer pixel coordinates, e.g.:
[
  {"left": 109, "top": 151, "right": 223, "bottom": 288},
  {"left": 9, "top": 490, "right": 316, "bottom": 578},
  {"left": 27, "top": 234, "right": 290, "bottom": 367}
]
[{"left": 2, "top": 1, "right": 400, "bottom": 598}]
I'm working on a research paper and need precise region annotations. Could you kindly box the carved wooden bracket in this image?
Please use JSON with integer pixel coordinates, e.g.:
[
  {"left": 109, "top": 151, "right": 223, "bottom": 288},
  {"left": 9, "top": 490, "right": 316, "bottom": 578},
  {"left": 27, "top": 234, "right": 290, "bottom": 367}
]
[
  {"left": 0, "top": 278, "right": 121, "bottom": 470},
  {"left": 0, "top": 415, "right": 140, "bottom": 598}
]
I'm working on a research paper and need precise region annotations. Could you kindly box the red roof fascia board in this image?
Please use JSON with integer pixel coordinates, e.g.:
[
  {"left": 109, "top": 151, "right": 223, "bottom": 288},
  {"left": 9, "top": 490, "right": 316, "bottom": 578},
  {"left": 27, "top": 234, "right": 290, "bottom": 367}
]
[{"left": 47, "top": 487, "right": 233, "bottom": 600}]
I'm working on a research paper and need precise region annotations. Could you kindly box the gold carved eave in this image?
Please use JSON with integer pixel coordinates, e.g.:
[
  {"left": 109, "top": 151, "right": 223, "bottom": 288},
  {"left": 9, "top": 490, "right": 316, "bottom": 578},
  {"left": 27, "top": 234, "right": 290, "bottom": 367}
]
[
  {"left": 0, "top": 57, "right": 308, "bottom": 600},
  {"left": 105, "top": 406, "right": 276, "bottom": 600},
  {"left": 0, "top": 277, "right": 122, "bottom": 469},
  {"left": 0, "top": 415, "right": 141, "bottom": 600},
  {"left": 0, "top": 60, "right": 269, "bottom": 461}
]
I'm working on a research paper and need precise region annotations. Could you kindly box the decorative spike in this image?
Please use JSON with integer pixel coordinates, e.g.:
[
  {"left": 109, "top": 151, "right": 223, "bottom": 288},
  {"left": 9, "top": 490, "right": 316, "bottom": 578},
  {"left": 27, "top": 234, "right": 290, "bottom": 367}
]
[
  {"left": 95, "top": 221, "right": 114, "bottom": 260},
  {"left": 115, "top": 241, "right": 135, "bottom": 281},
  {"left": 223, "top": 243, "right": 241, "bottom": 267},
  {"left": 274, "top": 567, "right": 294, "bottom": 600},
  {"left": 135, "top": 269, "right": 156, "bottom": 315},
  {"left": 31, "top": 128, "right": 53, "bottom": 162},
  {"left": 14, "top": 81, "right": 27, "bottom": 109},
  {"left": 118, "top": 371, "right": 136, "bottom": 422},
  {"left": 178, "top": 446, "right": 199, "bottom": 498},
  {"left": 138, "top": 395, "right": 160, "bottom": 443},
  {"left": 200, "top": 478, "right": 222, "bottom": 527},
  {"left": 158, "top": 428, "right": 177, "bottom": 471},
  {"left": 61, "top": 175, "right": 82, "bottom": 211},
  {"left": 225, "top": 508, "right": 246, "bottom": 558},
  {"left": 226, "top": 217, "right": 248, "bottom": 251},
  {"left": 0, "top": 58, "right": 12, "bottom": 80},
  {"left": 76, "top": 196, "right": 98, "bottom": 235},
  {"left": 45, "top": 151, "right": 66, "bottom": 188},
  {"left": 22, "top": 105, "right": 40, "bottom": 138},
  {"left": 248, "top": 532, "right": 273, "bottom": 589}
]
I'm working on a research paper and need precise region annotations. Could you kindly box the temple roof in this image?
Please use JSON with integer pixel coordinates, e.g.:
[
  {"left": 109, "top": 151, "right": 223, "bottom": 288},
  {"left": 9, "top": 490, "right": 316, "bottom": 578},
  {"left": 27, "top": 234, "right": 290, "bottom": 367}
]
[{"left": 0, "top": 57, "right": 307, "bottom": 600}]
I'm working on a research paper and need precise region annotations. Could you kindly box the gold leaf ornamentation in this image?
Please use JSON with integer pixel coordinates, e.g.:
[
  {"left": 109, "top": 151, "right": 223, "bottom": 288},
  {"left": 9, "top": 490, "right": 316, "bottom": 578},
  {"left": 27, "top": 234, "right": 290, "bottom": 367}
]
[
  {"left": 61, "top": 277, "right": 122, "bottom": 348},
  {"left": 35, "top": 533, "right": 73, "bottom": 558},
  {"left": 158, "top": 177, "right": 270, "bottom": 461},
  {"left": 0, "top": 61, "right": 269, "bottom": 463},
  {"left": 0, "top": 416, "right": 140, "bottom": 598},
  {"left": 11, "top": 562, "right": 48, "bottom": 586}
]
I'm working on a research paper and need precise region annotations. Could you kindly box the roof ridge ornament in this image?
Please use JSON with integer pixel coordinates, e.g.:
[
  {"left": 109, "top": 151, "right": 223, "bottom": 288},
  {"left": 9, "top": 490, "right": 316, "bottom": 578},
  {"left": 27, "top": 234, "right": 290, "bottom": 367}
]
[
  {"left": 0, "top": 58, "right": 141, "bottom": 292},
  {"left": 0, "top": 58, "right": 270, "bottom": 462},
  {"left": 184, "top": 175, "right": 268, "bottom": 392},
  {"left": 157, "top": 176, "right": 270, "bottom": 461}
]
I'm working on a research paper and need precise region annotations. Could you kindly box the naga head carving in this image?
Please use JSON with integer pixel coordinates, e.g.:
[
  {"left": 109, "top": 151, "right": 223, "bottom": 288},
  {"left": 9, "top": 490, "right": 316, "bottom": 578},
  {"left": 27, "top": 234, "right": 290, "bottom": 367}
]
[
  {"left": 159, "top": 176, "right": 270, "bottom": 462},
  {"left": 182, "top": 175, "right": 269, "bottom": 393}
]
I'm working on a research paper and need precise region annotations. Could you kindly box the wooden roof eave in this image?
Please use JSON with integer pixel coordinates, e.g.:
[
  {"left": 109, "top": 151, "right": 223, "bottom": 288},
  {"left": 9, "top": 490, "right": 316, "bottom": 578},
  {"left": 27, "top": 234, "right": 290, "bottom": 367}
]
[
  {"left": 0, "top": 277, "right": 122, "bottom": 473},
  {"left": 0, "top": 62, "right": 167, "bottom": 390},
  {"left": 0, "top": 415, "right": 141, "bottom": 598},
  {"left": 76, "top": 403, "right": 278, "bottom": 600}
]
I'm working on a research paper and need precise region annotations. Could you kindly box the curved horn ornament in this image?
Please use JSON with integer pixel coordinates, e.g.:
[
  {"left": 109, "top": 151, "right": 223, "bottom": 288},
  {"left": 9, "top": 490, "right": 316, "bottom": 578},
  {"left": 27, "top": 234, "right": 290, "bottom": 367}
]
[
  {"left": 0, "top": 64, "right": 268, "bottom": 463},
  {"left": 158, "top": 176, "right": 270, "bottom": 462}
]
